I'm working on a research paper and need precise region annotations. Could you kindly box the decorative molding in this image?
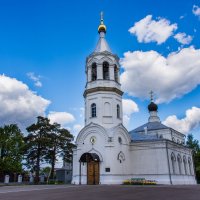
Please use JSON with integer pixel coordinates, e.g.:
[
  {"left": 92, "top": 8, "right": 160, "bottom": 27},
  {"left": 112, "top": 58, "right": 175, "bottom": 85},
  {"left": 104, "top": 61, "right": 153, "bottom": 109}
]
[
  {"left": 86, "top": 51, "right": 119, "bottom": 63},
  {"left": 84, "top": 87, "right": 123, "bottom": 97},
  {"left": 117, "top": 151, "right": 125, "bottom": 163}
]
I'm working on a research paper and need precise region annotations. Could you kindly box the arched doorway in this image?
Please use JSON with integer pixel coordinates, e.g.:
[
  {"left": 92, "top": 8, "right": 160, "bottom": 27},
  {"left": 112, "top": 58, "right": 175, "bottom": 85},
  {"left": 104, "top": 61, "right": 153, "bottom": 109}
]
[{"left": 79, "top": 153, "right": 100, "bottom": 185}]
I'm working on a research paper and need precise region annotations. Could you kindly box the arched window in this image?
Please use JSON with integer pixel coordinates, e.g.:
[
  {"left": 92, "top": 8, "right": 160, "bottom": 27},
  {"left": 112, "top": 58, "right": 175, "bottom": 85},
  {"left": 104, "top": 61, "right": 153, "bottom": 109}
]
[
  {"left": 91, "top": 103, "right": 96, "bottom": 117},
  {"left": 171, "top": 153, "right": 176, "bottom": 174},
  {"left": 118, "top": 137, "right": 122, "bottom": 144},
  {"left": 117, "top": 104, "right": 120, "bottom": 118},
  {"left": 177, "top": 154, "right": 182, "bottom": 174},
  {"left": 188, "top": 157, "right": 192, "bottom": 175},
  {"left": 103, "top": 62, "right": 109, "bottom": 80},
  {"left": 114, "top": 65, "right": 118, "bottom": 82},
  {"left": 183, "top": 156, "right": 187, "bottom": 175},
  {"left": 91, "top": 63, "right": 97, "bottom": 81}
]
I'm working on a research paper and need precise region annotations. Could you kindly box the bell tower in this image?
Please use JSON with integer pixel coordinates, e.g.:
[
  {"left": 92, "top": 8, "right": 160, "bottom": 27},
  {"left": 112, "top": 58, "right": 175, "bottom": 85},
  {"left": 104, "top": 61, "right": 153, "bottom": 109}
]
[{"left": 84, "top": 13, "right": 123, "bottom": 128}]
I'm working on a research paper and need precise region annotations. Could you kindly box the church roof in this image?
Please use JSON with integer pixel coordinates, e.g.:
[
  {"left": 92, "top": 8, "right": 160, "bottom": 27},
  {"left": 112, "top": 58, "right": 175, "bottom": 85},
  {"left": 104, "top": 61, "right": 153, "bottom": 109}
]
[
  {"left": 132, "top": 121, "right": 169, "bottom": 132},
  {"left": 130, "top": 131, "right": 159, "bottom": 141},
  {"left": 94, "top": 32, "right": 112, "bottom": 53},
  {"left": 129, "top": 122, "right": 169, "bottom": 141}
]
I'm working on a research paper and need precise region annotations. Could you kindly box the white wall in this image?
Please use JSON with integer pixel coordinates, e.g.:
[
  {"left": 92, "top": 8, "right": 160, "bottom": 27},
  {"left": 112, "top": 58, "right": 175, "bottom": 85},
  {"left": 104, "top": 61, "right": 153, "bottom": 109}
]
[
  {"left": 72, "top": 123, "right": 131, "bottom": 184},
  {"left": 129, "top": 140, "right": 171, "bottom": 184},
  {"left": 85, "top": 91, "right": 122, "bottom": 128},
  {"left": 129, "top": 140, "right": 196, "bottom": 185},
  {"left": 167, "top": 141, "right": 196, "bottom": 184},
  {"left": 72, "top": 127, "right": 196, "bottom": 185}
]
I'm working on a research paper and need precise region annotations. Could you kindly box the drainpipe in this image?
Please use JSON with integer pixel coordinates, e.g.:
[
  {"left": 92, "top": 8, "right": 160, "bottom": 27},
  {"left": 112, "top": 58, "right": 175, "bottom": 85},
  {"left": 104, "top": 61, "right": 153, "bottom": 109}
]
[
  {"left": 79, "top": 161, "right": 81, "bottom": 185},
  {"left": 191, "top": 149, "right": 197, "bottom": 184},
  {"left": 166, "top": 140, "right": 172, "bottom": 185}
]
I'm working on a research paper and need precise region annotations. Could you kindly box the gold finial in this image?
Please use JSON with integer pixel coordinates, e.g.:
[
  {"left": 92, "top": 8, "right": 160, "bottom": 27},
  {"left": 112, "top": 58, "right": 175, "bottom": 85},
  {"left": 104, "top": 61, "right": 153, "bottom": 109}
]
[
  {"left": 149, "top": 90, "right": 154, "bottom": 102},
  {"left": 98, "top": 11, "right": 106, "bottom": 33}
]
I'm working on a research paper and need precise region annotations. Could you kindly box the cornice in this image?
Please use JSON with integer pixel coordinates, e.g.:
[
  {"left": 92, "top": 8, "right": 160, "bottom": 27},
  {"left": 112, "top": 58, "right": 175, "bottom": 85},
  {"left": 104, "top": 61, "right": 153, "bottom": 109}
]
[{"left": 83, "top": 87, "right": 123, "bottom": 97}]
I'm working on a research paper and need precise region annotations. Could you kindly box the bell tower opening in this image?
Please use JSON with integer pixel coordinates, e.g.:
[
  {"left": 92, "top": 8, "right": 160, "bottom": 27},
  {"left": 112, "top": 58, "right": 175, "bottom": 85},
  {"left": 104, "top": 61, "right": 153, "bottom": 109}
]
[
  {"left": 91, "top": 63, "right": 97, "bottom": 81},
  {"left": 103, "top": 61, "right": 109, "bottom": 80},
  {"left": 114, "top": 65, "right": 119, "bottom": 82}
]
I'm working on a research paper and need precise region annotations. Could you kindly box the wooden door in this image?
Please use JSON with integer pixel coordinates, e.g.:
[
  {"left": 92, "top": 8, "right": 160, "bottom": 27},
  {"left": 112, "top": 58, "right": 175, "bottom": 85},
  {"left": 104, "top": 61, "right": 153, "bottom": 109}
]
[{"left": 87, "top": 161, "right": 99, "bottom": 185}]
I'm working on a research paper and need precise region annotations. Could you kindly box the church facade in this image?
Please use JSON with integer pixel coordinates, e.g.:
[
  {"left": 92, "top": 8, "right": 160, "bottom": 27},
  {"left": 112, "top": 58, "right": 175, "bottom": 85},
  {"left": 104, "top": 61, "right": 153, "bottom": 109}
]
[{"left": 72, "top": 15, "right": 196, "bottom": 185}]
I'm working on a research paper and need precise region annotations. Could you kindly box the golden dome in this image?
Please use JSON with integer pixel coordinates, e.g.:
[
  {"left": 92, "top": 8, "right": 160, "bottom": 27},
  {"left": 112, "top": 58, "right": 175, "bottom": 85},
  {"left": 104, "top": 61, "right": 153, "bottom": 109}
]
[{"left": 98, "top": 24, "right": 106, "bottom": 33}]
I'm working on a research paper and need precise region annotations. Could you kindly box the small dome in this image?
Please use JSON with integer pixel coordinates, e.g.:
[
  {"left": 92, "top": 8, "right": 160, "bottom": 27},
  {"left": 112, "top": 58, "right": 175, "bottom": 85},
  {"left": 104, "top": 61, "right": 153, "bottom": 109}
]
[
  {"left": 98, "top": 24, "right": 106, "bottom": 33},
  {"left": 148, "top": 102, "right": 158, "bottom": 112}
]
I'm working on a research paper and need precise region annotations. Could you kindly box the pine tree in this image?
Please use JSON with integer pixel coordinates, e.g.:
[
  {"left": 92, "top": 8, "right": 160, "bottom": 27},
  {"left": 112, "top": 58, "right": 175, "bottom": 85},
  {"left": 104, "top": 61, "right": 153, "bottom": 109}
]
[
  {"left": 24, "top": 116, "right": 51, "bottom": 183},
  {"left": 45, "top": 123, "right": 75, "bottom": 179}
]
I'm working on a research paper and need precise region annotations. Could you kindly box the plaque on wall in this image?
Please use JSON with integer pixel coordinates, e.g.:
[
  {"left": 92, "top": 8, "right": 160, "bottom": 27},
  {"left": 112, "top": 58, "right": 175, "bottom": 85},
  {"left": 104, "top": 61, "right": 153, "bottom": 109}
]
[{"left": 105, "top": 168, "right": 110, "bottom": 172}]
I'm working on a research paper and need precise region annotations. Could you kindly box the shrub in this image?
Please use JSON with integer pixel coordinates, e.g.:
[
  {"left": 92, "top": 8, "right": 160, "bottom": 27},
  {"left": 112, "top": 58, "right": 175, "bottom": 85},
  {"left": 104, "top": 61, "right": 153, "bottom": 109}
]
[{"left": 123, "top": 178, "right": 157, "bottom": 185}]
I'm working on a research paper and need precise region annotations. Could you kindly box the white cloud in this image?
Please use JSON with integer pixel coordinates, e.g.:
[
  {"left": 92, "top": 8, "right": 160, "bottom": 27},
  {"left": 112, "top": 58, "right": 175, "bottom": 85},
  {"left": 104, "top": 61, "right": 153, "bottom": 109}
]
[
  {"left": 174, "top": 32, "right": 193, "bottom": 45},
  {"left": 192, "top": 5, "right": 200, "bottom": 17},
  {"left": 0, "top": 75, "right": 50, "bottom": 130},
  {"left": 73, "top": 124, "right": 83, "bottom": 133},
  {"left": 65, "top": 127, "right": 71, "bottom": 131},
  {"left": 129, "top": 15, "right": 177, "bottom": 44},
  {"left": 79, "top": 107, "right": 84, "bottom": 118},
  {"left": 48, "top": 111, "right": 75, "bottom": 127},
  {"left": 27, "top": 72, "right": 42, "bottom": 87},
  {"left": 120, "top": 46, "right": 200, "bottom": 103},
  {"left": 122, "top": 99, "right": 139, "bottom": 127},
  {"left": 68, "top": 124, "right": 83, "bottom": 139},
  {"left": 163, "top": 107, "right": 200, "bottom": 134},
  {"left": 179, "top": 15, "right": 185, "bottom": 19}
]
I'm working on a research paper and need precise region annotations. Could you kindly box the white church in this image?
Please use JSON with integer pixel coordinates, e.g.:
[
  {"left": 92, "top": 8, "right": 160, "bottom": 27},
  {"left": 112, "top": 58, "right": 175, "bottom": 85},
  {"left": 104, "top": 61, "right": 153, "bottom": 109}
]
[{"left": 72, "top": 14, "right": 196, "bottom": 185}]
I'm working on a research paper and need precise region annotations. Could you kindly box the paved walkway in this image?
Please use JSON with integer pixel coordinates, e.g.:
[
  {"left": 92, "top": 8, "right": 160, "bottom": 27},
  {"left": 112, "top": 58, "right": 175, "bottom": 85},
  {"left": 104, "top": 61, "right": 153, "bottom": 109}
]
[{"left": 0, "top": 185, "right": 200, "bottom": 200}]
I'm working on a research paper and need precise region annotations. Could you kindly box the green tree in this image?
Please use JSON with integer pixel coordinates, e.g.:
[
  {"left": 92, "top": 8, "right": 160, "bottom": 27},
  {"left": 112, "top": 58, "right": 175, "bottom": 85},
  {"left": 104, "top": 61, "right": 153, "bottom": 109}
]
[
  {"left": 45, "top": 123, "right": 75, "bottom": 179},
  {"left": 40, "top": 166, "right": 51, "bottom": 175},
  {"left": 186, "top": 134, "right": 200, "bottom": 183},
  {"left": 186, "top": 134, "right": 200, "bottom": 153},
  {"left": 24, "top": 116, "right": 52, "bottom": 183},
  {"left": 0, "top": 124, "right": 24, "bottom": 174}
]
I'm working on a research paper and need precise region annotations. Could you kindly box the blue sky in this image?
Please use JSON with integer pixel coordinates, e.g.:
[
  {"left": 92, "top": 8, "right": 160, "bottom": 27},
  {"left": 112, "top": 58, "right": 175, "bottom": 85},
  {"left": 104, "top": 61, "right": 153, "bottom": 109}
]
[{"left": 0, "top": 0, "right": 200, "bottom": 141}]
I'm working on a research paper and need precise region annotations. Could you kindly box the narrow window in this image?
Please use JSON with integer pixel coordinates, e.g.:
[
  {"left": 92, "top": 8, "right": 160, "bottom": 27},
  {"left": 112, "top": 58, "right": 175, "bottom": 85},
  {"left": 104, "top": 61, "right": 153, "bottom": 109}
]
[
  {"left": 118, "top": 137, "right": 122, "bottom": 144},
  {"left": 183, "top": 156, "right": 187, "bottom": 175},
  {"left": 91, "top": 63, "right": 97, "bottom": 81},
  {"left": 188, "top": 158, "right": 192, "bottom": 175},
  {"left": 117, "top": 104, "right": 120, "bottom": 118},
  {"left": 114, "top": 65, "right": 118, "bottom": 82},
  {"left": 177, "top": 154, "right": 182, "bottom": 174},
  {"left": 171, "top": 153, "right": 176, "bottom": 174},
  {"left": 103, "top": 62, "right": 109, "bottom": 80},
  {"left": 91, "top": 103, "right": 96, "bottom": 117}
]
